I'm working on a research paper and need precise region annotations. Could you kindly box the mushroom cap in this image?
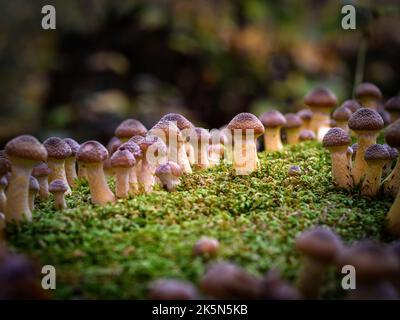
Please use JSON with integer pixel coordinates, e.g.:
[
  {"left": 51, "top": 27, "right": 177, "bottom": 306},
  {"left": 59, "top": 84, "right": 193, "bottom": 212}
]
[
  {"left": 32, "top": 163, "right": 51, "bottom": 177},
  {"left": 191, "top": 127, "right": 211, "bottom": 142},
  {"left": 118, "top": 142, "right": 142, "bottom": 159},
  {"left": 114, "top": 119, "right": 147, "bottom": 139},
  {"left": 295, "top": 227, "right": 342, "bottom": 263},
  {"left": 49, "top": 179, "right": 68, "bottom": 193},
  {"left": 5, "top": 135, "right": 47, "bottom": 163},
  {"left": 155, "top": 161, "right": 182, "bottom": 178},
  {"left": 29, "top": 176, "right": 40, "bottom": 192},
  {"left": 259, "top": 110, "right": 287, "bottom": 128},
  {"left": 149, "top": 279, "right": 198, "bottom": 300},
  {"left": 385, "top": 120, "right": 400, "bottom": 148},
  {"left": 128, "top": 135, "right": 145, "bottom": 145},
  {"left": 150, "top": 121, "right": 184, "bottom": 142},
  {"left": 63, "top": 138, "right": 80, "bottom": 156},
  {"left": 299, "top": 129, "right": 316, "bottom": 141},
  {"left": 351, "top": 143, "right": 358, "bottom": 155},
  {"left": 0, "top": 176, "right": 8, "bottom": 187},
  {"left": 341, "top": 99, "right": 361, "bottom": 113},
  {"left": 304, "top": 87, "right": 338, "bottom": 109},
  {"left": 348, "top": 108, "right": 384, "bottom": 132},
  {"left": 385, "top": 144, "right": 399, "bottom": 160},
  {"left": 106, "top": 137, "right": 122, "bottom": 156},
  {"left": 337, "top": 241, "right": 398, "bottom": 280},
  {"left": 284, "top": 113, "right": 303, "bottom": 129},
  {"left": 110, "top": 149, "right": 136, "bottom": 168},
  {"left": 332, "top": 106, "right": 352, "bottom": 121},
  {"left": 364, "top": 144, "right": 390, "bottom": 161},
  {"left": 378, "top": 109, "right": 392, "bottom": 126},
  {"left": 288, "top": 165, "right": 301, "bottom": 176},
  {"left": 139, "top": 136, "right": 168, "bottom": 155},
  {"left": 43, "top": 137, "right": 72, "bottom": 160},
  {"left": 159, "top": 113, "right": 194, "bottom": 131},
  {"left": 227, "top": 113, "right": 264, "bottom": 136},
  {"left": 384, "top": 96, "right": 400, "bottom": 113},
  {"left": 297, "top": 109, "right": 313, "bottom": 121},
  {"left": 355, "top": 82, "right": 382, "bottom": 101},
  {"left": 322, "top": 128, "right": 351, "bottom": 148},
  {"left": 76, "top": 141, "right": 108, "bottom": 163}
]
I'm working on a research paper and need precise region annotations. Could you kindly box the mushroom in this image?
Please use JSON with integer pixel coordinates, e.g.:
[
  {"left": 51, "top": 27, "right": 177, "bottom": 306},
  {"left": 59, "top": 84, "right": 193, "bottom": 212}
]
[
  {"left": 337, "top": 241, "right": 399, "bottom": 300},
  {"left": 220, "top": 126, "right": 233, "bottom": 164},
  {"left": 304, "top": 87, "right": 338, "bottom": 141},
  {"left": 227, "top": 113, "right": 264, "bottom": 175},
  {"left": 208, "top": 144, "right": 225, "bottom": 167},
  {"left": 284, "top": 113, "right": 303, "bottom": 145},
  {"left": 76, "top": 141, "right": 115, "bottom": 205},
  {"left": 288, "top": 165, "right": 302, "bottom": 177},
  {"left": 322, "top": 128, "right": 353, "bottom": 190},
  {"left": 383, "top": 144, "right": 398, "bottom": 177},
  {"left": 43, "top": 137, "right": 72, "bottom": 194},
  {"left": 259, "top": 110, "right": 286, "bottom": 151},
  {"left": 346, "top": 146, "right": 353, "bottom": 170},
  {"left": 118, "top": 141, "right": 142, "bottom": 194},
  {"left": 49, "top": 179, "right": 68, "bottom": 210},
  {"left": 261, "top": 269, "right": 301, "bottom": 300},
  {"left": 332, "top": 105, "right": 352, "bottom": 132},
  {"left": 63, "top": 138, "right": 80, "bottom": 189},
  {"left": 341, "top": 99, "right": 361, "bottom": 114},
  {"left": 155, "top": 161, "right": 181, "bottom": 192},
  {"left": 28, "top": 176, "right": 39, "bottom": 212},
  {"left": 354, "top": 82, "right": 382, "bottom": 110},
  {"left": 193, "top": 237, "right": 219, "bottom": 257},
  {"left": 5, "top": 135, "right": 47, "bottom": 222},
  {"left": 384, "top": 96, "right": 400, "bottom": 123},
  {"left": 297, "top": 109, "right": 313, "bottom": 131},
  {"left": 106, "top": 136, "right": 122, "bottom": 156},
  {"left": 383, "top": 120, "right": 400, "bottom": 197},
  {"left": 378, "top": 108, "right": 392, "bottom": 126},
  {"left": 110, "top": 149, "right": 136, "bottom": 198},
  {"left": 114, "top": 119, "right": 147, "bottom": 142},
  {"left": 299, "top": 129, "right": 316, "bottom": 142},
  {"left": 149, "top": 279, "right": 198, "bottom": 300},
  {"left": 189, "top": 127, "right": 211, "bottom": 170},
  {"left": 32, "top": 163, "right": 51, "bottom": 200},
  {"left": 348, "top": 108, "right": 384, "bottom": 185},
  {"left": 0, "top": 177, "right": 7, "bottom": 213},
  {"left": 351, "top": 143, "right": 358, "bottom": 161},
  {"left": 361, "top": 144, "right": 390, "bottom": 196}
]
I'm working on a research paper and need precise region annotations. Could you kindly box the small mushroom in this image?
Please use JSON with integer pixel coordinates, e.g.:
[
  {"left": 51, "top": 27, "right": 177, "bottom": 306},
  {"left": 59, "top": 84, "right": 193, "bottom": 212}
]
[
  {"left": 32, "top": 163, "right": 51, "bottom": 200},
  {"left": 106, "top": 136, "right": 122, "bottom": 156},
  {"left": 5, "top": 135, "right": 47, "bottom": 222},
  {"left": 346, "top": 146, "right": 353, "bottom": 170},
  {"left": 384, "top": 96, "right": 400, "bottom": 123},
  {"left": 299, "top": 129, "right": 316, "bottom": 142},
  {"left": 332, "top": 105, "right": 352, "bottom": 132},
  {"left": 227, "top": 113, "right": 264, "bottom": 175},
  {"left": 110, "top": 149, "right": 136, "bottom": 198},
  {"left": 351, "top": 143, "right": 358, "bottom": 161},
  {"left": 297, "top": 109, "right": 313, "bottom": 131},
  {"left": 259, "top": 110, "right": 286, "bottom": 151},
  {"left": 341, "top": 99, "right": 361, "bottom": 113},
  {"left": 261, "top": 269, "right": 301, "bottom": 300},
  {"left": 49, "top": 179, "right": 68, "bottom": 210},
  {"left": 63, "top": 138, "right": 80, "bottom": 189},
  {"left": 284, "top": 113, "right": 303, "bottom": 145},
  {"left": 354, "top": 82, "right": 382, "bottom": 110},
  {"left": 193, "top": 237, "right": 219, "bottom": 257},
  {"left": 322, "top": 128, "right": 352, "bottom": 190},
  {"left": 208, "top": 144, "right": 225, "bottom": 167},
  {"left": 220, "top": 125, "right": 233, "bottom": 164},
  {"left": 76, "top": 141, "right": 115, "bottom": 205},
  {"left": 189, "top": 128, "right": 211, "bottom": 170},
  {"left": 155, "top": 161, "right": 181, "bottom": 192},
  {"left": 288, "top": 165, "right": 302, "bottom": 177},
  {"left": 383, "top": 144, "right": 398, "bottom": 177},
  {"left": 0, "top": 177, "right": 7, "bottom": 213},
  {"left": 362, "top": 144, "right": 390, "bottom": 196},
  {"left": 348, "top": 108, "right": 384, "bottom": 185},
  {"left": 114, "top": 119, "right": 147, "bottom": 142},
  {"left": 383, "top": 120, "right": 400, "bottom": 197},
  {"left": 28, "top": 176, "right": 39, "bottom": 212},
  {"left": 149, "top": 279, "right": 198, "bottom": 300},
  {"left": 118, "top": 141, "right": 142, "bottom": 194},
  {"left": 295, "top": 226, "right": 343, "bottom": 299}
]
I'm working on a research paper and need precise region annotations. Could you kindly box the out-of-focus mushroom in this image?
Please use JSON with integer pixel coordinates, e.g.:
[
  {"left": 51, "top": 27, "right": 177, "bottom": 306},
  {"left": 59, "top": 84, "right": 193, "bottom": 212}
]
[
  {"left": 193, "top": 237, "right": 219, "bottom": 257},
  {"left": 362, "top": 144, "right": 390, "bottom": 196},
  {"left": 378, "top": 108, "right": 392, "bottom": 127},
  {"left": 347, "top": 146, "right": 353, "bottom": 170},
  {"left": 227, "top": 113, "right": 264, "bottom": 175},
  {"left": 155, "top": 161, "right": 181, "bottom": 192},
  {"left": 299, "top": 129, "right": 316, "bottom": 142},
  {"left": 354, "top": 82, "right": 382, "bottom": 110},
  {"left": 384, "top": 96, "right": 400, "bottom": 123},
  {"left": 341, "top": 99, "right": 361, "bottom": 114},
  {"left": 32, "top": 163, "right": 51, "bottom": 200},
  {"left": 28, "top": 176, "right": 39, "bottom": 212},
  {"left": 261, "top": 269, "right": 301, "bottom": 300},
  {"left": 5, "top": 135, "right": 47, "bottom": 222},
  {"left": 110, "top": 149, "right": 136, "bottom": 198},
  {"left": 49, "top": 179, "right": 68, "bottom": 210},
  {"left": 284, "top": 113, "right": 303, "bottom": 145},
  {"left": 383, "top": 144, "right": 398, "bottom": 177},
  {"left": 106, "top": 136, "right": 122, "bottom": 156},
  {"left": 259, "top": 110, "right": 286, "bottom": 151},
  {"left": 63, "top": 138, "right": 80, "bottom": 189},
  {"left": 297, "top": 109, "right": 313, "bottom": 131},
  {"left": 189, "top": 128, "right": 211, "bottom": 170},
  {"left": 0, "top": 177, "right": 7, "bottom": 213},
  {"left": 348, "top": 108, "right": 384, "bottom": 185},
  {"left": 76, "top": 141, "right": 115, "bottom": 205},
  {"left": 149, "top": 279, "right": 198, "bottom": 300},
  {"left": 288, "top": 165, "right": 302, "bottom": 177},
  {"left": 118, "top": 141, "right": 142, "bottom": 194},
  {"left": 351, "top": 143, "right": 358, "bottom": 161},
  {"left": 220, "top": 126, "right": 233, "bottom": 164},
  {"left": 114, "top": 119, "right": 147, "bottom": 142},
  {"left": 332, "top": 106, "right": 352, "bottom": 132},
  {"left": 383, "top": 120, "right": 400, "bottom": 197},
  {"left": 208, "top": 144, "right": 225, "bottom": 167}
]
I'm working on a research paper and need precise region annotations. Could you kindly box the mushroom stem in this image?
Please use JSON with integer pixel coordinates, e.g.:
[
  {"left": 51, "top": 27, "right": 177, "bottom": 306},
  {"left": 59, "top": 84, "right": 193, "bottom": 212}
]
[
  {"left": 114, "top": 167, "right": 130, "bottom": 198},
  {"left": 362, "top": 162, "right": 384, "bottom": 196},
  {"left": 0, "top": 187, "right": 6, "bottom": 213},
  {"left": 186, "top": 143, "right": 195, "bottom": 165},
  {"left": 309, "top": 112, "right": 329, "bottom": 136},
  {"left": 352, "top": 133, "right": 378, "bottom": 185},
  {"left": 54, "top": 192, "right": 67, "bottom": 210},
  {"left": 386, "top": 189, "right": 400, "bottom": 236},
  {"left": 65, "top": 157, "right": 78, "bottom": 188},
  {"left": 85, "top": 163, "right": 115, "bottom": 205},
  {"left": 28, "top": 192, "right": 36, "bottom": 212},
  {"left": 36, "top": 176, "right": 49, "bottom": 200},
  {"left": 330, "top": 150, "right": 353, "bottom": 190},
  {"left": 297, "top": 257, "right": 326, "bottom": 299},
  {"left": 383, "top": 159, "right": 400, "bottom": 197},
  {"left": 48, "top": 159, "right": 71, "bottom": 194},
  {"left": 286, "top": 128, "right": 301, "bottom": 145},
  {"left": 232, "top": 135, "right": 258, "bottom": 175},
  {"left": 264, "top": 128, "right": 283, "bottom": 151},
  {"left": 193, "top": 142, "right": 209, "bottom": 170},
  {"left": 178, "top": 144, "right": 192, "bottom": 173},
  {"left": 77, "top": 163, "right": 87, "bottom": 180},
  {"left": 138, "top": 158, "right": 155, "bottom": 193},
  {"left": 129, "top": 165, "right": 140, "bottom": 194}
]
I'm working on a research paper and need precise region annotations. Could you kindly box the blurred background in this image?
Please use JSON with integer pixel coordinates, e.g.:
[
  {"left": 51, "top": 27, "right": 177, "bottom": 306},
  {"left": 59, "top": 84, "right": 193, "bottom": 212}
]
[{"left": 0, "top": 0, "right": 399, "bottom": 146}]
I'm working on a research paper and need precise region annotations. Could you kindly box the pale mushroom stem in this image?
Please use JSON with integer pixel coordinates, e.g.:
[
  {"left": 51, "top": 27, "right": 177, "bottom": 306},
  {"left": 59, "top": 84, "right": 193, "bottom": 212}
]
[
  {"left": 264, "top": 128, "right": 283, "bottom": 151},
  {"left": 286, "top": 128, "right": 301, "bottom": 145},
  {"left": 208, "top": 145, "right": 223, "bottom": 166},
  {"left": 129, "top": 164, "right": 140, "bottom": 194},
  {"left": 386, "top": 189, "right": 400, "bottom": 236},
  {"left": 330, "top": 150, "right": 353, "bottom": 190},
  {"left": 352, "top": 133, "right": 378, "bottom": 185},
  {"left": 28, "top": 192, "right": 36, "bottom": 212},
  {"left": 138, "top": 158, "right": 156, "bottom": 193},
  {"left": 186, "top": 143, "right": 196, "bottom": 166},
  {"left": 54, "top": 192, "right": 67, "bottom": 210},
  {"left": 297, "top": 257, "right": 326, "bottom": 299},
  {"left": 85, "top": 163, "right": 115, "bottom": 205},
  {"left": 310, "top": 112, "right": 329, "bottom": 136},
  {"left": 194, "top": 142, "right": 209, "bottom": 170},
  {"left": 361, "top": 163, "right": 384, "bottom": 196},
  {"left": 232, "top": 135, "right": 258, "bottom": 175},
  {"left": 77, "top": 163, "right": 87, "bottom": 180},
  {"left": 37, "top": 176, "right": 49, "bottom": 200},
  {"left": 383, "top": 158, "right": 400, "bottom": 197},
  {"left": 224, "top": 141, "right": 234, "bottom": 164},
  {"left": 0, "top": 188, "right": 6, "bottom": 213},
  {"left": 65, "top": 157, "right": 78, "bottom": 188},
  {"left": 115, "top": 167, "right": 130, "bottom": 198},
  {"left": 178, "top": 144, "right": 192, "bottom": 173},
  {"left": 48, "top": 159, "right": 71, "bottom": 194}
]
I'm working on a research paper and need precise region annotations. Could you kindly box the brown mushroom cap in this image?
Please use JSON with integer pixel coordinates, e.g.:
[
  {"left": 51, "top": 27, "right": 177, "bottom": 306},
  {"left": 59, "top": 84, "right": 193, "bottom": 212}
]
[
  {"left": 355, "top": 82, "right": 382, "bottom": 101},
  {"left": 332, "top": 106, "right": 352, "bottom": 121},
  {"left": 76, "top": 141, "right": 108, "bottom": 163},
  {"left": 63, "top": 138, "right": 80, "bottom": 156},
  {"left": 43, "top": 137, "right": 72, "bottom": 160},
  {"left": 299, "top": 129, "right": 316, "bottom": 141},
  {"left": 259, "top": 110, "right": 287, "bottom": 128},
  {"left": 110, "top": 149, "right": 136, "bottom": 168},
  {"left": 322, "top": 128, "right": 351, "bottom": 148},
  {"left": 29, "top": 176, "right": 40, "bottom": 193},
  {"left": 118, "top": 142, "right": 142, "bottom": 159},
  {"left": 150, "top": 120, "right": 184, "bottom": 142},
  {"left": 341, "top": 99, "right": 361, "bottom": 113},
  {"left": 384, "top": 96, "right": 400, "bottom": 113},
  {"left": 138, "top": 136, "right": 168, "bottom": 154},
  {"left": 348, "top": 108, "right": 384, "bottom": 131},
  {"left": 105, "top": 137, "right": 122, "bottom": 156},
  {"left": 297, "top": 109, "right": 313, "bottom": 121},
  {"left": 295, "top": 227, "right": 342, "bottom": 263},
  {"left": 114, "top": 119, "right": 147, "bottom": 139},
  {"left": 364, "top": 144, "right": 390, "bottom": 161},
  {"left": 385, "top": 120, "right": 400, "bottom": 148},
  {"left": 5, "top": 135, "right": 47, "bottom": 163},
  {"left": 128, "top": 135, "right": 145, "bottom": 145},
  {"left": 149, "top": 279, "right": 198, "bottom": 300},
  {"left": 155, "top": 161, "right": 182, "bottom": 178},
  {"left": 32, "top": 163, "right": 51, "bottom": 177},
  {"left": 49, "top": 179, "right": 68, "bottom": 193},
  {"left": 304, "top": 87, "right": 338, "bottom": 109},
  {"left": 159, "top": 113, "right": 194, "bottom": 131},
  {"left": 227, "top": 113, "right": 264, "bottom": 135},
  {"left": 284, "top": 113, "right": 303, "bottom": 129},
  {"left": 385, "top": 144, "right": 399, "bottom": 160}
]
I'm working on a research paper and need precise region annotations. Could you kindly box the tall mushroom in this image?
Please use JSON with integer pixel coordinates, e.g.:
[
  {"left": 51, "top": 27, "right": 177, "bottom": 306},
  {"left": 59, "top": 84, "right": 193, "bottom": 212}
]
[
  {"left": 76, "top": 141, "right": 115, "bottom": 205},
  {"left": 284, "top": 113, "right": 303, "bottom": 145},
  {"left": 297, "top": 109, "right": 313, "bottom": 131},
  {"left": 155, "top": 161, "right": 182, "bottom": 192},
  {"left": 43, "top": 137, "right": 72, "bottom": 194},
  {"left": 49, "top": 179, "right": 68, "bottom": 210},
  {"left": 63, "top": 138, "right": 80, "bottom": 189},
  {"left": 348, "top": 108, "right": 384, "bottom": 185},
  {"left": 110, "top": 149, "right": 136, "bottom": 198},
  {"left": 32, "top": 163, "right": 51, "bottom": 200},
  {"left": 5, "top": 135, "right": 47, "bottom": 222},
  {"left": 383, "top": 120, "right": 400, "bottom": 197},
  {"left": 227, "top": 113, "right": 264, "bottom": 175},
  {"left": 0, "top": 177, "right": 7, "bottom": 213},
  {"left": 384, "top": 96, "right": 400, "bottom": 123},
  {"left": 322, "top": 128, "right": 352, "bottom": 190},
  {"left": 332, "top": 105, "right": 352, "bottom": 132},
  {"left": 28, "top": 177, "right": 39, "bottom": 212},
  {"left": 354, "top": 82, "right": 382, "bottom": 110},
  {"left": 189, "top": 127, "right": 211, "bottom": 170},
  {"left": 114, "top": 119, "right": 147, "bottom": 142},
  {"left": 259, "top": 110, "right": 286, "bottom": 151}
]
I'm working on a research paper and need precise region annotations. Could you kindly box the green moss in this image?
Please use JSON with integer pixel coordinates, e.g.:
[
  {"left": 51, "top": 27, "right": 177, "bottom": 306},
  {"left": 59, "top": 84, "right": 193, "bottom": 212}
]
[{"left": 5, "top": 141, "right": 395, "bottom": 299}]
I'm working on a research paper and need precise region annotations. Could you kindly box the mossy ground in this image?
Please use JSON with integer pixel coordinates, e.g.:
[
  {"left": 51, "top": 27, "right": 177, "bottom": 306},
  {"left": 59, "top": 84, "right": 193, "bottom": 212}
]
[{"left": 6, "top": 141, "right": 395, "bottom": 299}]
